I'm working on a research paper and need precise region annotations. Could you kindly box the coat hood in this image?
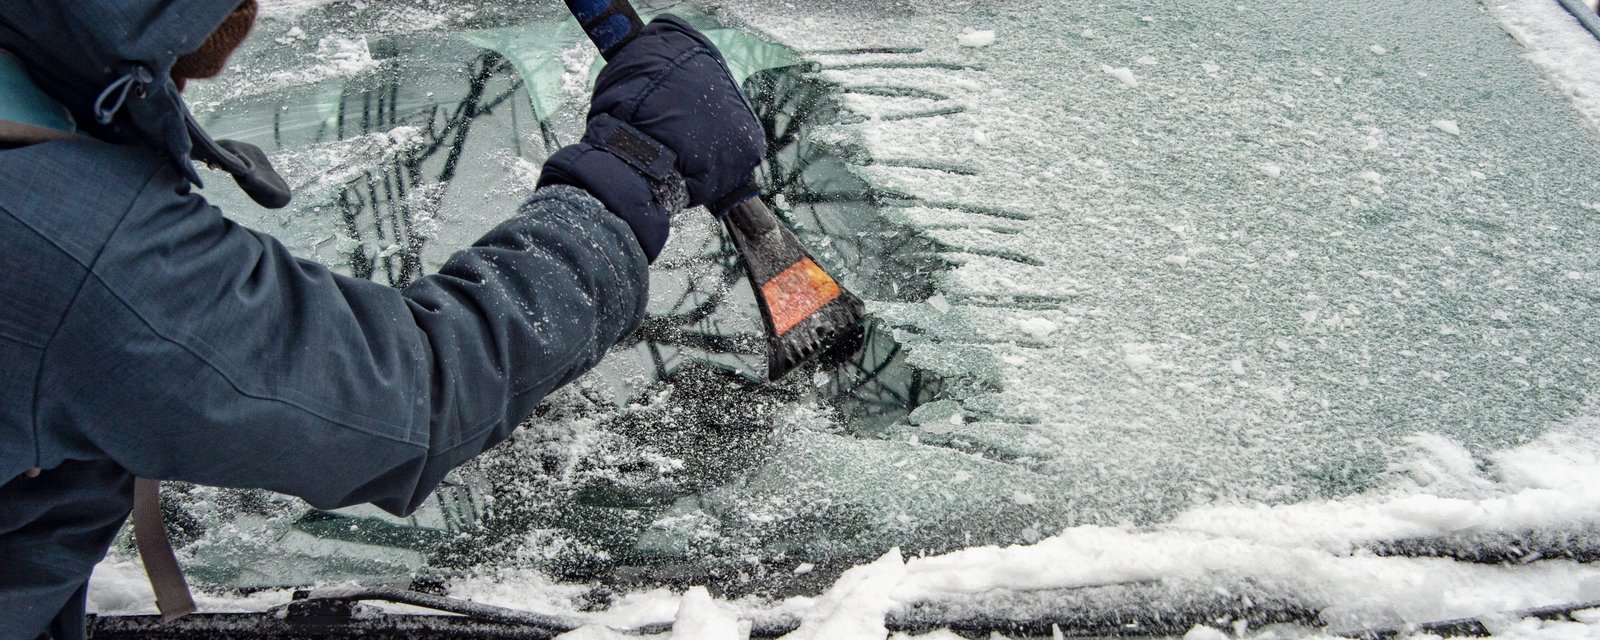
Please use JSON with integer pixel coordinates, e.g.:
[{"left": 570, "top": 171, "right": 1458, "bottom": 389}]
[{"left": 0, "top": 0, "right": 290, "bottom": 208}]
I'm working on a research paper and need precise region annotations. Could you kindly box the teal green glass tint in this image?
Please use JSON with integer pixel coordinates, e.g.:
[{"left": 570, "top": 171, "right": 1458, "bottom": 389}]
[{"left": 164, "top": 0, "right": 1600, "bottom": 600}]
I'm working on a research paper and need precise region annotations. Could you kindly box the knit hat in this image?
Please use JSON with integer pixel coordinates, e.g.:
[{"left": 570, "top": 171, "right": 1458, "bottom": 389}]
[{"left": 171, "top": 0, "right": 256, "bottom": 89}]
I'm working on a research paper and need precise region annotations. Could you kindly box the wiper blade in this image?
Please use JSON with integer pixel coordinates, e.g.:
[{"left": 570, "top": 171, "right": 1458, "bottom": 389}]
[
  {"left": 84, "top": 588, "right": 1600, "bottom": 639},
  {"left": 284, "top": 587, "right": 593, "bottom": 631}
]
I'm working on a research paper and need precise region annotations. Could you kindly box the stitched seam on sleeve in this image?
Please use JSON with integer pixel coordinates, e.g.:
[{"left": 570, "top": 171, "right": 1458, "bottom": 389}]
[
  {"left": 82, "top": 267, "right": 429, "bottom": 448},
  {"left": 76, "top": 173, "right": 429, "bottom": 449},
  {"left": 28, "top": 165, "right": 168, "bottom": 468}
]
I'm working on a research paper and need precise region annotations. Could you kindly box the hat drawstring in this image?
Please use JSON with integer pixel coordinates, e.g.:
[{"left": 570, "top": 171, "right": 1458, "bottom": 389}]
[{"left": 93, "top": 64, "right": 154, "bottom": 125}]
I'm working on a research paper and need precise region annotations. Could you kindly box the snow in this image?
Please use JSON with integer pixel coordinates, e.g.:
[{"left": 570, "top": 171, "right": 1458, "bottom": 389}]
[
  {"left": 779, "top": 549, "right": 905, "bottom": 640},
  {"left": 1185, "top": 625, "right": 1232, "bottom": 640},
  {"left": 1486, "top": 0, "right": 1600, "bottom": 133},
  {"left": 672, "top": 587, "right": 745, "bottom": 640}
]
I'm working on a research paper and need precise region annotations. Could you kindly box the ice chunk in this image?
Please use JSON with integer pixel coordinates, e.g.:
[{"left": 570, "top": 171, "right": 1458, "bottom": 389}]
[
  {"left": 1136, "top": 55, "right": 1159, "bottom": 66},
  {"left": 1202, "top": 62, "right": 1221, "bottom": 74},
  {"left": 958, "top": 29, "right": 996, "bottom": 48},
  {"left": 1259, "top": 163, "right": 1283, "bottom": 178},
  {"left": 1369, "top": 44, "right": 1389, "bottom": 55},
  {"left": 794, "top": 563, "right": 816, "bottom": 576},
  {"left": 1101, "top": 65, "right": 1138, "bottom": 87},
  {"left": 927, "top": 294, "right": 952, "bottom": 314},
  {"left": 1018, "top": 317, "right": 1059, "bottom": 339},
  {"left": 1432, "top": 119, "right": 1462, "bottom": 136},
  {"left": 908, "top": 400, "right": 963, "bottom": 428},
  {"left": 973, "top": 129, "right": 992, "bottom": 147},
  {"left": 275, "top": 25, "right": 308, "bottom": 45},
  {"left": 1012, "top": 490, "right": 1038, "bottom": 505}
]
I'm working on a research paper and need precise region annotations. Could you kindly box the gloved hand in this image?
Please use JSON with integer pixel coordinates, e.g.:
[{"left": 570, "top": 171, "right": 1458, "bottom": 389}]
[{"left": 540, "top": 15, "right": 766, "bottom": 263}]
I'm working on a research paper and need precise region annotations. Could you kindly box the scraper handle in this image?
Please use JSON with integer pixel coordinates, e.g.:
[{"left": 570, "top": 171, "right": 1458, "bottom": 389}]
[
  {"left": 565, "top": 0, "right": 646, "bottom": 60},
  {"left": 566, "top": 0, "right": 762, "bottom": 214}
]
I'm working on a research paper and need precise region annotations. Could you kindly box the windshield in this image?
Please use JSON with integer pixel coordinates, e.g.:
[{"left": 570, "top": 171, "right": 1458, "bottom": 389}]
[{"left": 93, "top": 0, "right": 1600, "bottom": 632}]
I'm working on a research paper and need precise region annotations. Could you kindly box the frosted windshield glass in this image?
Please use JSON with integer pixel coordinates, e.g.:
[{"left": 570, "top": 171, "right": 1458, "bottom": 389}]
[{"left": 167, "top": 0, "right": 1600, "bottom": 601}]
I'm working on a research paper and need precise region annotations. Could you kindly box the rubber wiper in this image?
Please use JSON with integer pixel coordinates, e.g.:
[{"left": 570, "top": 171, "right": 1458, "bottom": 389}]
[
  {"left": 84, "top": 589, "right": 1600, "bottom": 639},
  {"left": 282, "top": 587, "right": 598, "bottom": 632}
]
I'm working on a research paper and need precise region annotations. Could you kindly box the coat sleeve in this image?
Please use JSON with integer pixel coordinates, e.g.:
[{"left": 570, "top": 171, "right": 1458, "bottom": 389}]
[{"left": 35, "top": 181, "right": 648, "bottom": 516}]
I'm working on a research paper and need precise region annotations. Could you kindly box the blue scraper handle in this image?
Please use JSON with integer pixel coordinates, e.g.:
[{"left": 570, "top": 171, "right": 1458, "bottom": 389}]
[{"left": 565, "top": 0, "right": 646, "bottom": 60}]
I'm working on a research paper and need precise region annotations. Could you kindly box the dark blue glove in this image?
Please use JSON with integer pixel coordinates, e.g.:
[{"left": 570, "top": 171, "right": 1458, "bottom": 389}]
[{"left": 540, "top": 14, "right": 766, "bottom": 263}]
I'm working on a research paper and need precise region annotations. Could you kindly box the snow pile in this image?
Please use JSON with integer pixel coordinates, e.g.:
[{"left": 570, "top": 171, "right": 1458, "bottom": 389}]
[
  {"left": 89, "top": 558, "right": 296, "bottom": 615},
  {"left": 763, "top": 427, "right": 1600, "bottom": 636},
  {"left": 444, "top": 427, "right": 1600, "bottom": 637},
  {"left": 1486, "top": 0, "right": 1600, "bottom": 133},
  {"left": 89, "top": 416, "right": 1600, "bottom": 640}
]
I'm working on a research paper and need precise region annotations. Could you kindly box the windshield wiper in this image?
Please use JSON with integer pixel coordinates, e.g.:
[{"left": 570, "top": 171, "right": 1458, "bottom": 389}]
[{"left": 84, "top": 587, "right": 1600, "bottom": 639}]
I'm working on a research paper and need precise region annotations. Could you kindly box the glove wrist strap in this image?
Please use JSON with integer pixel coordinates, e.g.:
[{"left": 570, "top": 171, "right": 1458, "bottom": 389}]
[{"left": 582, "top": 114, "right": 688, "bottom": 215}]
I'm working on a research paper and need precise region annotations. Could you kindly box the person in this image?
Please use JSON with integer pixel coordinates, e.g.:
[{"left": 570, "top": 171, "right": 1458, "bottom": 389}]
[{"left": 0, "top": 1, "right": 764, "bottom": 638}]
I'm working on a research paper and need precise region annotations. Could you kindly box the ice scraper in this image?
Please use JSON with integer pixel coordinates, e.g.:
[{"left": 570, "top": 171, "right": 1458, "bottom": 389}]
[{"left": 564, "top": 0, "right": 865, "bottom": 381}]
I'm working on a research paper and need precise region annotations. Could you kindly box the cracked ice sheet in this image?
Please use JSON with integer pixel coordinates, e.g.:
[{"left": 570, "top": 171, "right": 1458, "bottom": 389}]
[{"left": 715, "top": 0, "right": 1600, "bottom": 525}]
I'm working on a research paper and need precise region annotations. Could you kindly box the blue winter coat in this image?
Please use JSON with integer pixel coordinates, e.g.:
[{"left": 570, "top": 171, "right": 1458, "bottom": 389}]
[{"left": 0, "top": 2, "right": 649, "bottom": 638}]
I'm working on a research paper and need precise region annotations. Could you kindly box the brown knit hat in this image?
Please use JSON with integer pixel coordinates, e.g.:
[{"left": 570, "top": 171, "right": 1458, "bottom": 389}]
[{"left": 171, "top": 0, "right": 257, "bottom": 89}]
